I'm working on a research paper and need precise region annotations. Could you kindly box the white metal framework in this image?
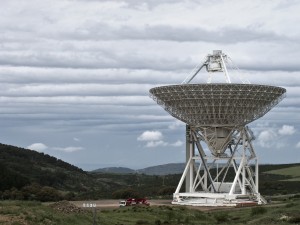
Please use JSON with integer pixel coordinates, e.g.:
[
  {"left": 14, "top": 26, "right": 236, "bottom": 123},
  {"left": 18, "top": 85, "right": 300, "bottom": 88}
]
[
  {"left": 149, "top": 50, "right": 286, "bottom": 206},
  {"left": 172, "top": 125, "right": 264, "bottom": 206},
  {"left": 149, "top": 84, "right": 286, "bottom": 128},
  {"left": 182, "top": 50, "right": 232, "bottom": 84}
]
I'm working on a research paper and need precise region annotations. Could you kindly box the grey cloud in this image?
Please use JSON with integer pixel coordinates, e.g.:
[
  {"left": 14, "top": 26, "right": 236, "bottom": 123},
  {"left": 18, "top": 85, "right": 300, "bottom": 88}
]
[
  {"left": 0, "top": 46, "right": 192, "bottom": 71},
  {"left": 238, "top": 63, "right": 300, "bottom": 72},
  {"left": 0, "top": 67, "right": 184, "bottom": 85},
  {"left": 72, "top": 0, "right": 196, "bottom": 10},
  {"left": 238, "top": 71, "right": 300, "bottom": 87},
  {"left": 0, "top": 96, "right": 152, "bottom": 105},
  {"left": 0, "top": 0, "right": 299, "bottom": 169},
  {"left": 0, "top": 83, "right": 153, "bottom": 97},
  {"left": 63, "top": 23, "right": 288, "bottom": 43},
  {"left": 2, "top": 40, "right": 300, "bottom": 72}
]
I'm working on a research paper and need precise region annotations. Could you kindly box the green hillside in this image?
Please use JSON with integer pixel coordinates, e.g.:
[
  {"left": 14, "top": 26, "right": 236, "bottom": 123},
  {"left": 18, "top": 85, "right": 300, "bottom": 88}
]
[
  {"left": 0, "top": 143, "right": 86, "bottom": 189},
  {"left": 0, "top": 143, "right": 299, "bottom": 202},
  {"left": 0, "top": 144, "right": 119, "bottom": 201},
  {"left": 264, "top": 165, "right": 300, "bottom": 181},
  {"left": 0, "top": 143, "right": 180, "bottom": 201}
]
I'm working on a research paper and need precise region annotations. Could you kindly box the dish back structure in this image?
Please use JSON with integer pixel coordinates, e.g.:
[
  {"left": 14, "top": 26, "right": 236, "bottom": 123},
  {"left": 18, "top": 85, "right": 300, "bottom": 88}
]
[{"left": 150, "top": 50, "right": 286, "bottom": 206}]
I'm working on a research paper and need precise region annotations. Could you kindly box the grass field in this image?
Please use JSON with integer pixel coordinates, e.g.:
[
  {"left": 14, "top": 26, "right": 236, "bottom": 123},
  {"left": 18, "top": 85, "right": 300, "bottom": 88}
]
[
  {"left": 0, "top": 196, "right": 300, "bottom": 225},
  {"left": 264, "top": 166, "right": 300, "bottom": 181}
]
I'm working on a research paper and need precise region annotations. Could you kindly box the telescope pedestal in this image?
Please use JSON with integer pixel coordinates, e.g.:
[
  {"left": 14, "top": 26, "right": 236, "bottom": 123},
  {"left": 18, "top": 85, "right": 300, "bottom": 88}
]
[{"left": 172, "top": 126, "right": 266, "bottom": 206}]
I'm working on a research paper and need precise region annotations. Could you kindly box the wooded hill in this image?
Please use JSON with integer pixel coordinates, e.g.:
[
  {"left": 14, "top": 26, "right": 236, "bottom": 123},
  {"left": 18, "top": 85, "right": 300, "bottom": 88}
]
[
  {"left": 0, "top": 143, "right": 101, "bottom": 201},
  {"left": 0, "top": 143, "right": 180, "bottom": 201},
  {"left": 0, "top": 143, "right": 299, "bottom": 201}
]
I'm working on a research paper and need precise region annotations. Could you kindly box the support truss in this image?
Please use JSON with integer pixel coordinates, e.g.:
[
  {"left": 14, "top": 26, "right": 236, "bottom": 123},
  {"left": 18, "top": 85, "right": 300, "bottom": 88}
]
[{"left": 172, "top": 126, "right": 267, "bottom": 206}]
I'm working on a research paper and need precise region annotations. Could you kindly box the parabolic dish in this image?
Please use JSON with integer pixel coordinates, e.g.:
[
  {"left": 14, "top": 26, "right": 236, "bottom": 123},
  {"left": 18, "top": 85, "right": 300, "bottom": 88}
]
[{"left": 150, "top": 84, "right": 286, "bottom": 127}]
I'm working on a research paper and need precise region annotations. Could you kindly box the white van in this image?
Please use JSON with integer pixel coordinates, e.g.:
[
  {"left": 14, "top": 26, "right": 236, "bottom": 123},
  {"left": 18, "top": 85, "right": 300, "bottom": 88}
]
[{"left": 119, "top": 200, "right": 127, "bottom": 207}]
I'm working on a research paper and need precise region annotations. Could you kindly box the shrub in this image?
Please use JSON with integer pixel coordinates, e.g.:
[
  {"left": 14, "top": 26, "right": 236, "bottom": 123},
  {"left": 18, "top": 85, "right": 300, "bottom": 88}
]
[
  {"left": 195, "top": 211, "right": 205, "bottom": 220},
  {"left": 135, "top": 220, "right": 150, "bottom": 225},
  {"left": 289, "top": 216, "right": 300, "bottom": 223},
  {"left": 167, "top": 211, "right": 175, "bottom": 221},
  {"left": 12, "top": 222, "right": 23, "bottom": 225},
  {"left": 214, "top": 212, "right": 229, "bottom": 223},
  {"left": 251, "top": 206, "right": 267, "bottom": 216},
  {"left": 184, "top": 217, "right": 190, "bottom": 223},
  {"left": 112, "top": 188, "right": 140, "bottom": 199},
  {"left": 285, "top": 202, "right": 296, "bottom": 208},
  {"left": 154, "top": 219, "right": 161, "bottom": 225},
  {"left": 158, "top": 186, "right": 175, "bottom": 196},
  {"left": 37, "top": 186, "right": 63, "bottom": 202},
  {"left": 293, "top": 194, "right": 300, "bottom": 199}
]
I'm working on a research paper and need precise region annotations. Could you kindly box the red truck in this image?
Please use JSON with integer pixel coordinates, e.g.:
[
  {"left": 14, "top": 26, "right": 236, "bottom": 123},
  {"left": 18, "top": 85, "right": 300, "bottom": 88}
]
[{"left": 119, "top": 198, "right": 150, "bottom": 207}]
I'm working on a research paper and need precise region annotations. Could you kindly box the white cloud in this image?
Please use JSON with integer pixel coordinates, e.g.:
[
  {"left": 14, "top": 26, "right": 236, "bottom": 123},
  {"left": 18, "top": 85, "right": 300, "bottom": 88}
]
[
  {"left": 138, "top": 130, "right": 183, "bottom": 148},
  {"left": 138, "top": 130, "right": 165, "bottom": 148},
  {"left": 137, "top": 130, "right": 163, "bottom": 141},
  {"left": 278, "top": 125, "right": 296, "bottom": 135},
  {"left": 146, "top": 140, "right": 168, "bottom": 148},
  {"left": 27, "top": 142, "right": 83, "bottom": 153},
  {"left": 258, "top": 130, "right": 277, "bottom": 148},
  {"left": 52, "top": 146, "right": 84, "bottom": 153},
  {"left": 275, "top": 141, "right": 286, "bottom": 149},
  {"left": 145, "top": 140, "right": 183, "bottom": 148},
  {"left": 256, "top": 124, "right": 297, "bottom": 149},
  {"left": 27, "top": 143, "right": 48, "bottom": 152},
  {"left": 171, "top": 140, "right": 183, "bottom": 147},
  {"left": 168, "top": 120, "right": 184, "bottom": 130},
  {"left": 73, "top": 137, "right": 80, "bottom": 142},
  {"left": 296, "top": 142, "right": 300, "bottom": 148}
]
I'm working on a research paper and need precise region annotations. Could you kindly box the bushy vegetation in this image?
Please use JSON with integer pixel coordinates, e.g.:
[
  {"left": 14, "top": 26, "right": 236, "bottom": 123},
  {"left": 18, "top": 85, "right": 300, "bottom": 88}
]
[
  {"left": 1, "top": 197, "right": 300, "bottom": 225},
  {"left": 251, "top": 206, "right": 267, "bottom": 215},
  {"left": 112, "top": 188, "right": 141, "bottom": 199}
]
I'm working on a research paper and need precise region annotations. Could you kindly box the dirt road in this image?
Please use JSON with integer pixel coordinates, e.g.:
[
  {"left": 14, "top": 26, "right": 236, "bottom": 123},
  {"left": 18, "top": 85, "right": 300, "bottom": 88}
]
[
  {"left": 71, "top": 199, "right": 172, "bottom": 209},
  {"left": 70, "top": 199, "right": 226, "bottom": 211}
]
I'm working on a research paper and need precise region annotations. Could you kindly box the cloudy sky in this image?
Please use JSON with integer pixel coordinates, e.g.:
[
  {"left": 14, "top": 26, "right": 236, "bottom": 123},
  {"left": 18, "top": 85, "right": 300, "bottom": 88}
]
[{"left": 0, "top": 0, "right": 299, "bottom": 170}]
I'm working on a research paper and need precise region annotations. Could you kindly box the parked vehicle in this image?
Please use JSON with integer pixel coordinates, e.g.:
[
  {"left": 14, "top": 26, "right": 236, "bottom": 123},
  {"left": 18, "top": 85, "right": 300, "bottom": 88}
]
[{"left": 119, "top": 198, "right": 150, "bottom": 207}]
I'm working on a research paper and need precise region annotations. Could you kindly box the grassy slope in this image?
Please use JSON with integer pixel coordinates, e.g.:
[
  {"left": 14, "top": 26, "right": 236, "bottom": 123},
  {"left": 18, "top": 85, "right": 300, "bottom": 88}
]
[
  {"left": 0, "top": 201, "right": 90, "bottom": 225},
  {"left": 264, "top": 165, "right": 300, "bottom": 181},
  {"left": 0, "top": 197, "right": 300, "bottom": 225}
]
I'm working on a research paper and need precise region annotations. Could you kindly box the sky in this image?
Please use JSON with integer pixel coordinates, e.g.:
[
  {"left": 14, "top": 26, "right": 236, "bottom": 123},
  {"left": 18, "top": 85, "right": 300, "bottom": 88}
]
[{"left": 0, "top": 0, "right": 299, "bottom": 170}]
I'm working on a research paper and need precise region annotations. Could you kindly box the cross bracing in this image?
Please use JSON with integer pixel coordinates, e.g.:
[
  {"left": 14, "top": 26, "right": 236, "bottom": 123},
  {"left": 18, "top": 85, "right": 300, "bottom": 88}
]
[{"left": 172, "top": 126, "right": 267, "bottom": 206}]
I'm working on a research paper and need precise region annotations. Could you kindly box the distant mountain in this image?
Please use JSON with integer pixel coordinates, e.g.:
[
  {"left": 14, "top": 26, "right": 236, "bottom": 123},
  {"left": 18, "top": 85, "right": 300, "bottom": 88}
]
[
  {"left": 137, "top": 163, "right": 186, "bottom": 175},
  {"left": 93, "top": 167, "right": 135, "bottom": 174},
  {"left": 92, "top": 163, "right": 186, "bottom": 175},
  {"left": 93, "top": 162, "right": 300, "bottom": 177}
]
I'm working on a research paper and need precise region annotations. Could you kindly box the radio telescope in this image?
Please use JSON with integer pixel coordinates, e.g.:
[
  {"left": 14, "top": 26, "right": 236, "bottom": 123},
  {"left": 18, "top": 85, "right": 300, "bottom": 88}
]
[{"left": 150, "top": 50, "right": 286, "bottom": 206}]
